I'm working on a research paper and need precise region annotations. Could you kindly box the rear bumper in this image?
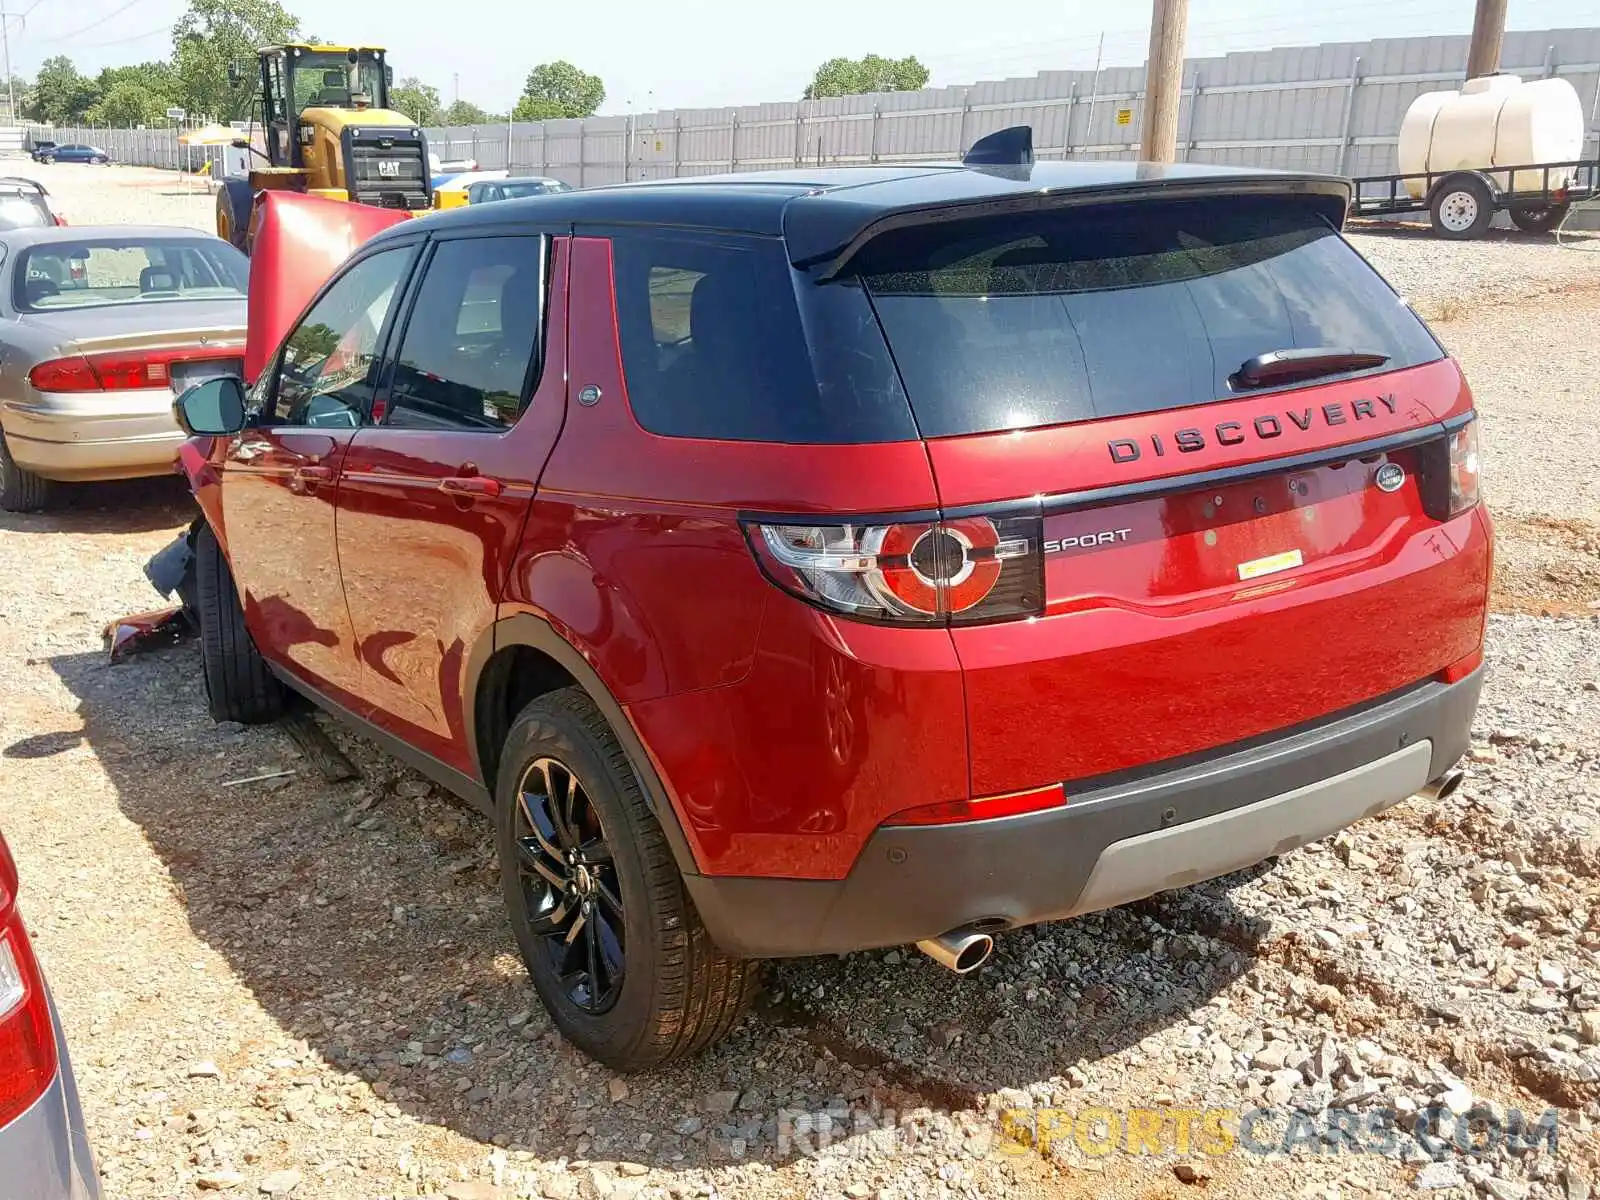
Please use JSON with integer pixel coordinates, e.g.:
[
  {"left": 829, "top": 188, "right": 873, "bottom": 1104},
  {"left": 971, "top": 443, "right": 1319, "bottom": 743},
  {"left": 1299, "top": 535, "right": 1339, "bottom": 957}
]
[
  {"left": 2, "top": 389, "right": 183, "bottom": 481},
  {"left": 686, "top": 665, "right": 1482, "bottom": 958},
  {"left": 0, "top": 990, "right": 100, "bottom": 1200}
]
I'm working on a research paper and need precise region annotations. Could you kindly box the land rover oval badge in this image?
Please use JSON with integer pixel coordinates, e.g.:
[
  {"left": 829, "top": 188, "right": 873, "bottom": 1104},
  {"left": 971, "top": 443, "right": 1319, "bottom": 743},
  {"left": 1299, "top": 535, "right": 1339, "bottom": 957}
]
[{"left": 1375, "top": 462, "right": 1405, "bottom": 493}]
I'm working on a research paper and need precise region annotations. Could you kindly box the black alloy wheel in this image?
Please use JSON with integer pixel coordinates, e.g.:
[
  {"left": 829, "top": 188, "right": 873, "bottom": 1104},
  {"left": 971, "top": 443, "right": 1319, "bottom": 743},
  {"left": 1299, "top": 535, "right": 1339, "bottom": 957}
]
[
  {"left": 510, "top": 755, "right": 626, "bottom": 1013},
  {"left": 495, "top": 687, "right": 761, "bottom": 1069}
]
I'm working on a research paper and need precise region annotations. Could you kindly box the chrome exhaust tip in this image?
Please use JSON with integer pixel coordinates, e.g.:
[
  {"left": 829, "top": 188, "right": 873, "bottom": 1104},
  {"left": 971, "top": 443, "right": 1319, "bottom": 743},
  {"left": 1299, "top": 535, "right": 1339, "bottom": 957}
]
[
  {"left": 916, "top": 926, "right": 996, "bottom": 974},
  {"left": 1419, "top": 769, "right": 1465, "bottom": 801}
]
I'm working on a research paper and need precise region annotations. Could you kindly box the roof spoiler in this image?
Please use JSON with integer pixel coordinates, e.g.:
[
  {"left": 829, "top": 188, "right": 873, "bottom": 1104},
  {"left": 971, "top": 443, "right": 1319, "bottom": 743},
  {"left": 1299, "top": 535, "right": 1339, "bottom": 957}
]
[
  {"left": 963, "top": 126, "right": 1033, "bottom": 168},
  {"left": 798, "top": 175, "right": 1354, "bottom": 281}
]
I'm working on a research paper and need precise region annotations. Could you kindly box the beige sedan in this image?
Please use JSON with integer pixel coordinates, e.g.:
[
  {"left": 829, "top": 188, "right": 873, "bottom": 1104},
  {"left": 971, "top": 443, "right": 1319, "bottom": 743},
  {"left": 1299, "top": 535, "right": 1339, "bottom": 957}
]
[{"left": 0, "top": 225, "right": 247, "bottom": 511}]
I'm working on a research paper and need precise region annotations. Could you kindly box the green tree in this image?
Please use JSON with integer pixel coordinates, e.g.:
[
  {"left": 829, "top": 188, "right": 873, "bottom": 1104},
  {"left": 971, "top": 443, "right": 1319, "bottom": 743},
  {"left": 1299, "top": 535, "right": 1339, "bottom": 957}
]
[
  {"left": 88, "top": 62, "right": 180, "bottom": 126},
  {"left": 2, "top": 76, "right": 32, "bottom": 124},
  {"left": 803, "top": 54, "right": 929, "bottom": 100},
  {"left": 388, "top": 76, "right": 441, "bottom": 125},
  {"left": 172, "top": 0, "right": 300, "bottom": 122},
  {"left": 440, "top": 99, "right": 492, "bottom": 125},
  {"left": 26, "top": 56, "right": 99, "bottom": 124},
  {"left": 511, "top": 61, "right": 604, "bottom": 121}
]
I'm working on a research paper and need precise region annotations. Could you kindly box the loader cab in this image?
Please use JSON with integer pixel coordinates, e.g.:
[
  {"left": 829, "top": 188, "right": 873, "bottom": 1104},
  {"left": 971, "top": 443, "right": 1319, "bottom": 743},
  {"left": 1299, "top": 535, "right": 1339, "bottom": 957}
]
[
  {"left": 256, "top": 45, "right": 393, "bottom": 170},
  {"left": 234, "top": 43, "right": 430, "bottom": 216}
]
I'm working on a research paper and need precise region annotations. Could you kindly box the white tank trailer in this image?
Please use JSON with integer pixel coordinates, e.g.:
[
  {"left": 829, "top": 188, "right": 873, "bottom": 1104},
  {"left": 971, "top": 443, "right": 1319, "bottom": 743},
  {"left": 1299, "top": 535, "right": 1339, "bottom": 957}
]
[
  {"left": 1398, "top": 74, "right": 1586, "bottom": 196},
  {"left": 1349, "top": 73, "right": 1594, "bottom": 237}
]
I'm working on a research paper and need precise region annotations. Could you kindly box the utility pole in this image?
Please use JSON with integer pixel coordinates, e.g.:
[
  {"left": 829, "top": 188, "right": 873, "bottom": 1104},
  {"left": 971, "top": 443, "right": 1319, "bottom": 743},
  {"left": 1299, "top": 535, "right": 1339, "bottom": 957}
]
[
  {"left": 0, "top": 0, "right": 14, "bottom": 128},
  {"left": 1139, "top": 0, "right": 1189, "bottom": 162},
  {"left": 1466, "top": 0, "right": 1507, "bottom": 78}
]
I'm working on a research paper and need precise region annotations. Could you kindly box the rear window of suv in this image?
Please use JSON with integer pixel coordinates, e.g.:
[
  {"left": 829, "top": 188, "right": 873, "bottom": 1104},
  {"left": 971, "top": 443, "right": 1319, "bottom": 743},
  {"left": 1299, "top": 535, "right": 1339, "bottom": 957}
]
[{"left": 855, "top": 194, "right": 1443, "bottom": 438}]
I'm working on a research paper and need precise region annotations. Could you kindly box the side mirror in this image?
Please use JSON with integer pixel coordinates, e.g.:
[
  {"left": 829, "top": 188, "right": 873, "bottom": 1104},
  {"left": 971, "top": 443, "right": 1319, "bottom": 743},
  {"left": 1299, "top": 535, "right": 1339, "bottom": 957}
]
[
  {"left": 227, "top": 61, "right": 242, "bottom": 87},
  {"left": 175, "top": 377, "right": 247, "bottom": 436},
  {"left": 385, "top": 65, "right": 394, "bottom": 86}
]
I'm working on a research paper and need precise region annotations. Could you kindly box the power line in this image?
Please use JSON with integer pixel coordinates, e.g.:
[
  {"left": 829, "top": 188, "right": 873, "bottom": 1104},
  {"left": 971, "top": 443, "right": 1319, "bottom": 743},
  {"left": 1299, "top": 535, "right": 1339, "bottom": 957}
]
[
  {"left": 29, "top": 0, "right": 152, "bottom": 45},
  {"left": 65, "top": 22, "right": 169, "bottom": 50},
  {"left": 919, "top": 0, "right": 1576, "bottom": 77}
]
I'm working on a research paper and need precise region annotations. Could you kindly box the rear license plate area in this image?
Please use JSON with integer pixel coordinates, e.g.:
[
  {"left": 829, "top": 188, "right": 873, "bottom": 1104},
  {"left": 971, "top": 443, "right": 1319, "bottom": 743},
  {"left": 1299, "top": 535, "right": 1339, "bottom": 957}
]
[
  {"left": 1042, "top": 449, "right": 1420, "bottom": 605},
  {"left": 169, "top": 358, "right": 243, "bottom": 394}
]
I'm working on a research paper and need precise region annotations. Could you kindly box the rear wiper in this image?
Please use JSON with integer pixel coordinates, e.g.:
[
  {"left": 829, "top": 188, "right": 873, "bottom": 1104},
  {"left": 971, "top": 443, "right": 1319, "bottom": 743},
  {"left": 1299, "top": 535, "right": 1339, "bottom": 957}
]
[{"left": 1230, "top": 347, "right": 1390, "bottom": 391}]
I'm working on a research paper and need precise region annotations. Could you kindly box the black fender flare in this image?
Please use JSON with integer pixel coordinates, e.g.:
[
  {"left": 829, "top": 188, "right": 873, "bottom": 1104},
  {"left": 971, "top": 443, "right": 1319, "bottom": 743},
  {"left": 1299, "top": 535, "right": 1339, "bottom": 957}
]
[{"left": 466, "top": 614, "right": 703, "bottom": 877}]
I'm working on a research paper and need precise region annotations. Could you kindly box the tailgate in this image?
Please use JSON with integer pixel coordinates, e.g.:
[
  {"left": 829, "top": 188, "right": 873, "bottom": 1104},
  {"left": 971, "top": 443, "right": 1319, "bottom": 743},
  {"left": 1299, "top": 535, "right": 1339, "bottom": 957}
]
[
  {"left": 840, "top": 188, "right": 1490, "bottom": 796},
  {"left": 941, "top": 416, "right": 1489, "bottom": 794}
]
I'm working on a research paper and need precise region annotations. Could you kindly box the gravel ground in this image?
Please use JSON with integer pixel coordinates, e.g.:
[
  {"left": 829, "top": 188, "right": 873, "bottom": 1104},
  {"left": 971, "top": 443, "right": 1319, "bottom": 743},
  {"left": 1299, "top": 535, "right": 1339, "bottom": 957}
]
[
  {"left": 14, "top": 159, "right": 219, "bottom": 231},
  {"left": 0, "top": 165, "right": 1595, "bottom": 1200}
]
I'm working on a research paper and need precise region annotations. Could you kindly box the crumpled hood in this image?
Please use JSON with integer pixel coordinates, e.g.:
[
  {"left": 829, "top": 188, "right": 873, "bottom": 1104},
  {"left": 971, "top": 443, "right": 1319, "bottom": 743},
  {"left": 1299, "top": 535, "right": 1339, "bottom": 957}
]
[{"left": 245, "top": 191, "right": 411, "bottom": 384}]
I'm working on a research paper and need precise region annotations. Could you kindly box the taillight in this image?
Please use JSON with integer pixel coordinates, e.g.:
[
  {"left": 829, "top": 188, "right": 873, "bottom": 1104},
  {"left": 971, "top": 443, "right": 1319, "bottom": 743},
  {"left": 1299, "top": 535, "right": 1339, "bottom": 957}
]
[
  {"left": 28, "top": 356, "right": 98, "bottom": 392},
  {"left": 30, "top": 349, "right": 227, "bottom": 393},
  {"left": 1446, "top": 421, "right": 1481, "bottom": 517},
  {"left": 53, "top": 214, "right": 67, "bottom": 226},
  {"left": 745, "top": 513, "right": 1043, "bottom": 625},
  {"left": 93, "top": 356, "right": 168, "bottom": 390},
  {"left": 0, "top": 834, "right": 58, "bottom": 1128},
  {"left": 1419, "top": 418, "right": 1481, "bottom": 521}
]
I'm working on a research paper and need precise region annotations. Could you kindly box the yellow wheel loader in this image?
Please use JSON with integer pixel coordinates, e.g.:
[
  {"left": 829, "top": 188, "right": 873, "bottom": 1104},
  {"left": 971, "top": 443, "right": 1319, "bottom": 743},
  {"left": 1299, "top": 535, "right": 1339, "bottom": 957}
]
[{"left": 217, "top": 44, "right": 432, "bottom": 253}]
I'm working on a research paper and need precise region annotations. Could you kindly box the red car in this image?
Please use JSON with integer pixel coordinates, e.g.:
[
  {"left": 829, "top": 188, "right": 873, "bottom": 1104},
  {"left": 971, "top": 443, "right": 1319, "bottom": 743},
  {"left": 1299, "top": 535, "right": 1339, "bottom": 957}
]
[{"left": 169, "top": 128, "right": 1489, "bottom": 1069}]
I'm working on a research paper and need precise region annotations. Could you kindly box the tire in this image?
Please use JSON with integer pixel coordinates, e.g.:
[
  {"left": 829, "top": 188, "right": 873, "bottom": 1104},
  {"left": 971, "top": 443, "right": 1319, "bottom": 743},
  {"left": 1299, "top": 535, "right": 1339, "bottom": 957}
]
[
  {"left": 495, "top": 687, "right": 760, "bottom": 1070},
  {"left": 39, "top": 155, "right": 53, "bottom": 165},
  {"left": 1430, "top": 176, "right": 1494, "bottom": 239},
  {"left": 1509, "top": 204, "right": 1569, "bottom": 235},
  {"left": 0, "top": 430, "right": 52, "bottom": 512},
  {"left": 193, "top": 522, "right": 285, "bottom": 724},
  {"left": 216, "top": 180, "right": 253, "bottom": 253}
]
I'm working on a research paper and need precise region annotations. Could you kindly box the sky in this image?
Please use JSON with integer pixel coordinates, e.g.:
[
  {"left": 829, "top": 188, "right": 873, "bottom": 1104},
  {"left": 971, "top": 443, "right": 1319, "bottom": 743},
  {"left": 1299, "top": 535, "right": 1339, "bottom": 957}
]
[{"left": 8, "top": 0, "right": 1596, "bottom": 115}]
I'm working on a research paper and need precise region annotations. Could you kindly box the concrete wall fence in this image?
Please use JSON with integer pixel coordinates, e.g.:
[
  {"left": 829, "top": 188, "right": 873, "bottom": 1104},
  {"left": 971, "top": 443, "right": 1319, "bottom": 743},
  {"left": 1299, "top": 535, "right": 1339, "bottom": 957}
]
[{"left": 30, "top": 26, "right": 1600, "bottom": 191}]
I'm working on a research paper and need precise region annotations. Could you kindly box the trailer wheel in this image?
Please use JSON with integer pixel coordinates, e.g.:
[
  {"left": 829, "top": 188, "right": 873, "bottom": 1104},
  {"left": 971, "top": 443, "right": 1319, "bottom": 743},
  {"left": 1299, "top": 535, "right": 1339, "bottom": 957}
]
[
  {"left": 1509, "top": 204, "right": 1569, "bottom": 235},
  {"left": 1430, "top": 177, "right": 1494, "bottom": 239}
]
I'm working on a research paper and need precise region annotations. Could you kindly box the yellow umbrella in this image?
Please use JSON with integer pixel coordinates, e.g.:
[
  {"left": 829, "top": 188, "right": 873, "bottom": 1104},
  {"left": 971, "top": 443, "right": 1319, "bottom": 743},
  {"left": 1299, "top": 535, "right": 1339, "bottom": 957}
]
[{"left": 178, "top": 123, "right": 238, "bottom": 146}]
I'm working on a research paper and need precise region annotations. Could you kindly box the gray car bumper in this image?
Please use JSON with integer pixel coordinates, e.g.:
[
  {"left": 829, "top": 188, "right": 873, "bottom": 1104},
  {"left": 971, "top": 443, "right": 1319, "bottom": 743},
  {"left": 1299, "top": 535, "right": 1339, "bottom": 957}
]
[
  {"left": 0, "top": 991, "right": 100, "bottom": 1200},
  {"left": 687, "top": 668, "right": 1482, "bottom": 958}
]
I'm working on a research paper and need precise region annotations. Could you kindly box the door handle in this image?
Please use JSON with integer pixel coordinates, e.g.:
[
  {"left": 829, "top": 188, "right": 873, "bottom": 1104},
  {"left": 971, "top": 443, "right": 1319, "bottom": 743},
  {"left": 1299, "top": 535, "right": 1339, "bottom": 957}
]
[
  {"left": 439, "top": 476, "right": 503, "bottom": 498},
  {"left": 293, "top": 465, "right": 334, "bottom": 483}
]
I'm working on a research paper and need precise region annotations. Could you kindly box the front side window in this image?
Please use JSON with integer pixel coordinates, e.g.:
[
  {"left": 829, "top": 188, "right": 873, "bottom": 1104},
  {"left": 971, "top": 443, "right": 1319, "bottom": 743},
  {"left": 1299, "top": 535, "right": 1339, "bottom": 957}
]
[
  {"left": 383, "top": 236, "right": 544, "bottom": 431},
  {"left": 264, "top": 55, "right": 289, "bottom": 124},
  {"left": 270, "top": 246, "right": 413, "bottom": 427}
]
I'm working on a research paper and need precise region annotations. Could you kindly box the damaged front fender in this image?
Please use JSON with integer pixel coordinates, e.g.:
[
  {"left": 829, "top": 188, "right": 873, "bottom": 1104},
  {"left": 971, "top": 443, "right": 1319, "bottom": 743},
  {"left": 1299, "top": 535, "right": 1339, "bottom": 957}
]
[
  {"left": 116, "top": 519, "right": 205, "bottom": 663},
  {"left": 144, "top": 523, "right": 198, "bottom": 603}
]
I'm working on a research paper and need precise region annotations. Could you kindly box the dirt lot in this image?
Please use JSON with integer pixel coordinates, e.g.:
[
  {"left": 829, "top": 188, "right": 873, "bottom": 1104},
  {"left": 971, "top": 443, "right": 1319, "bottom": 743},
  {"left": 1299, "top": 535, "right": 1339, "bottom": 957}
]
[{"left": 0, "top": 164, "right": 1596, "bottom": 1200}]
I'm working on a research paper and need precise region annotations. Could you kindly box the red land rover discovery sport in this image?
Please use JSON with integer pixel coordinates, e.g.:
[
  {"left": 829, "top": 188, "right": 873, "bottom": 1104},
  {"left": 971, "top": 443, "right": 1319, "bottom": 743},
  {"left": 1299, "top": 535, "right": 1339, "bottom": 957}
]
[{"left": 170, "top": 128, "right": 1490, "bottom": 1069}]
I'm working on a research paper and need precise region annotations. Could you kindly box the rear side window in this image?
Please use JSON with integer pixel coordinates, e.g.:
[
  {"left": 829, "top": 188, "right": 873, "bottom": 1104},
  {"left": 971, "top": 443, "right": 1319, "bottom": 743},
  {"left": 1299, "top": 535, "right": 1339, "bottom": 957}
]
[
  {"left": 857, "top": 196, "right": 1444, "bottom": 438},
  {"left": 611, "top": 232, "right": 915, "bottom": 444},
  {"left": 385, "top": 235, "right": 544, "bottom": 431}
]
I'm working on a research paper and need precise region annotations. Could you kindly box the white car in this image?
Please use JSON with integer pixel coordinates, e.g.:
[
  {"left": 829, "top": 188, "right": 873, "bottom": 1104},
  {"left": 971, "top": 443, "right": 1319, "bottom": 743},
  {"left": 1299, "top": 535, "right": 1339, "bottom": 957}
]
[{"left": 0, "top": 226, "right": 248, "bottom": 510}]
